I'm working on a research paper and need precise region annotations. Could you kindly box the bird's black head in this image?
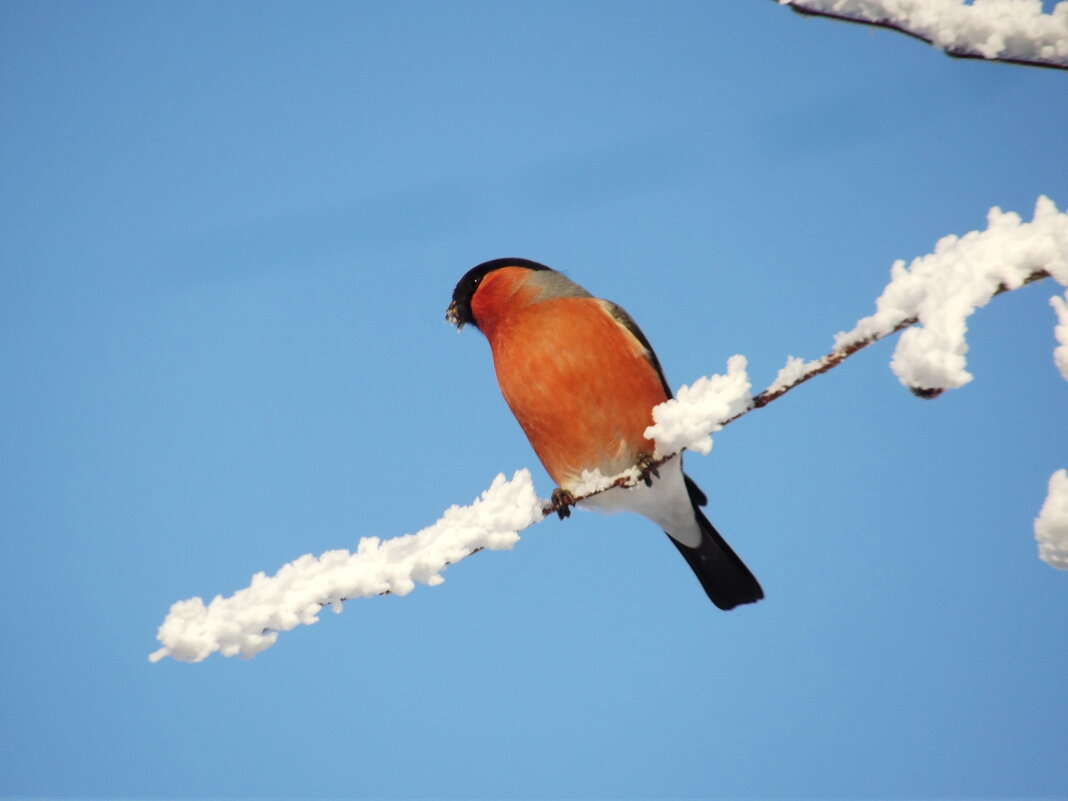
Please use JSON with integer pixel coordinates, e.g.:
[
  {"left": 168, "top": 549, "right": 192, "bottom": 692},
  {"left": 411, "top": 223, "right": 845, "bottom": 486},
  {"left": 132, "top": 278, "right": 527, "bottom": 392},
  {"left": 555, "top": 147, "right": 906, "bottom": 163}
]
[{"left": 446, "top": 257, "right": 552, "bottom": 329}]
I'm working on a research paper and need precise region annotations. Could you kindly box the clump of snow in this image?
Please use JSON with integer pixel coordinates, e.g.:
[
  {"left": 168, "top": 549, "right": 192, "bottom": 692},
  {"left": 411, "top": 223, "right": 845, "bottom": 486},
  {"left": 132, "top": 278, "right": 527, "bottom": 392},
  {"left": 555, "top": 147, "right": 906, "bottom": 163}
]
[
  {"left": 836, "top": 196, "right": 1068, "bottom": 394},
  {"left": 784, "top": 0, "right": 1068, "bottom": 66},
  {"left": 768, "top": 355, "right": 816, "bottom": 395},
  {"left": 645, "top": 355, "right": 753, "bottom": 456},
  {"left": 149, "top": 470, "right": 544, "bottom": 662},
  {"left": 570, "top": 467, "right": 626, "bottom": 498},
  {"left": 1052, "top": 292, "right": 1068, "bottom": 381},
  {"left": 1036, "top": 469, "right": 1068, "bottom": 569}
]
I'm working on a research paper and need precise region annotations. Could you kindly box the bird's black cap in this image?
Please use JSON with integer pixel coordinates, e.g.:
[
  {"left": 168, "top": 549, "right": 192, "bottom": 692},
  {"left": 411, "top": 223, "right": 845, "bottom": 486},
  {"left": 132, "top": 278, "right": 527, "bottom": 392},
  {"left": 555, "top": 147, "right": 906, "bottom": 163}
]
[{"left": 447, "top": 258, "right": 552, "bottom": 329}]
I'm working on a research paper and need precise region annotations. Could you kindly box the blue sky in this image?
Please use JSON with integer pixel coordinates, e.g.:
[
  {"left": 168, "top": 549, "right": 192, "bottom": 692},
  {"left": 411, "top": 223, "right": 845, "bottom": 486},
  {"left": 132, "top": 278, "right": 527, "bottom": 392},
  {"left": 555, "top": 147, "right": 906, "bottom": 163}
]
[{"left": 2, "top": 1, "right": 1067, "bottom": 799}]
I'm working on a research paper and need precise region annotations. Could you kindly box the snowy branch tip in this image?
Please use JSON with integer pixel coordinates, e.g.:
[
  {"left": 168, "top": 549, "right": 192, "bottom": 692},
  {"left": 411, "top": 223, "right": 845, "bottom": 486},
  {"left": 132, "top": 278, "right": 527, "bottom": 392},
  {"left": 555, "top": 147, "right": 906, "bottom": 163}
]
[
  {"left": 781, "top": 0, "right": 1068, "bottom": 70},
  {"left": 149, "top": 470, "right": 543, "bottom": 663}
]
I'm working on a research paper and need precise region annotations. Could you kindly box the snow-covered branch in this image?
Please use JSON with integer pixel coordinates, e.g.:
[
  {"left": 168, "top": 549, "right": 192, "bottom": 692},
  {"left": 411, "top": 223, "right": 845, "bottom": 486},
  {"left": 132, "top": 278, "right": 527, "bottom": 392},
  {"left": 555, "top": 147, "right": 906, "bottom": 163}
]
[
  {"left": 767, "top": 196, "right": 1066, "bottom": 401},
  {"left": 778, "top": 0, "right": 1068, "bottom": 71},
  {"left": 150, "top": 196, "right": 1068, "bottom": 662},
  {"left": 149, "top": 471, "right": 543, "bottom": 662}
]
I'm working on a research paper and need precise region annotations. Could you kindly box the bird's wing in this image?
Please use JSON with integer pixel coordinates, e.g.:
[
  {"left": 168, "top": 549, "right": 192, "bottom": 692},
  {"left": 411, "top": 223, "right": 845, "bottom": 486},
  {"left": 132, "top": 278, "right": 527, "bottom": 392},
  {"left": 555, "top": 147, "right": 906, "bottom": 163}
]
[{"left": 597, "top": 299, "right": 673, "bottom": 400}]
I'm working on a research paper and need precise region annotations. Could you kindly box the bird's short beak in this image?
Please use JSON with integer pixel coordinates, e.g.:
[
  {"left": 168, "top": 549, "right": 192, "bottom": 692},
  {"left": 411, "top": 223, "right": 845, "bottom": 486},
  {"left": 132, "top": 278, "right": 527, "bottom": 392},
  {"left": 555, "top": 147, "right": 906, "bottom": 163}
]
[{"left": 445, "top": 300, "right": 464, "bottom": 329}]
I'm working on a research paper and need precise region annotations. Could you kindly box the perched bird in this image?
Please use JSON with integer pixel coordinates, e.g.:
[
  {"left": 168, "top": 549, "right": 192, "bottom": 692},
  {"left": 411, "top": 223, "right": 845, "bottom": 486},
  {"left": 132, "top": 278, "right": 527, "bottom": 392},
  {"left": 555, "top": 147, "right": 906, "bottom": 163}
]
[{"left": 446, "top": 258, "right": 763, "bottom": 610}]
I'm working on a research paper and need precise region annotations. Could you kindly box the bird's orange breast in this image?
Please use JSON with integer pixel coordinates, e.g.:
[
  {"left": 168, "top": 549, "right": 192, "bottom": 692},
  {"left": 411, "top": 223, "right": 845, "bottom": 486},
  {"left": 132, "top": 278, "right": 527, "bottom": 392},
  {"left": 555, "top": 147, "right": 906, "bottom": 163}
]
[{"left": 486, "top": 297, "right": 669, "bottom": 489}]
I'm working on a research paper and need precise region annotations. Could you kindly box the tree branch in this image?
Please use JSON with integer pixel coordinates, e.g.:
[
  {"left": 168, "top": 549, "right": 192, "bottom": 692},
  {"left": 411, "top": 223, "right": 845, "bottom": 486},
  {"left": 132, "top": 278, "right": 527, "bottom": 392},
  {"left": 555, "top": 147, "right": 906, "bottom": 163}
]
[{"left": 749, "top": 268, "right": 1053, "bottom": 407}]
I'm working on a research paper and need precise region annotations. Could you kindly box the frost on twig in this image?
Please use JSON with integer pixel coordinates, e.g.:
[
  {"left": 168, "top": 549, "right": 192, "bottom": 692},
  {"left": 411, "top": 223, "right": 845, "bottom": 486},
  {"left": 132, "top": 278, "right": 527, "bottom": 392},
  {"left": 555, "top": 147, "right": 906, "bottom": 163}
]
[{"left": 779, "top": 0, "right": 1068, "bottom": 71}]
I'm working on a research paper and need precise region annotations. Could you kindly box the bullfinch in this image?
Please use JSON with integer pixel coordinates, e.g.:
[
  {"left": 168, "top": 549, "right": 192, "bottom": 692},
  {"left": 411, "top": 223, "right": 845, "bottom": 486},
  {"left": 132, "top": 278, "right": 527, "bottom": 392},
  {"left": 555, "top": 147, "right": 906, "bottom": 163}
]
[{"left": 446, "top": 258, "right": 763, "bottom": 610}]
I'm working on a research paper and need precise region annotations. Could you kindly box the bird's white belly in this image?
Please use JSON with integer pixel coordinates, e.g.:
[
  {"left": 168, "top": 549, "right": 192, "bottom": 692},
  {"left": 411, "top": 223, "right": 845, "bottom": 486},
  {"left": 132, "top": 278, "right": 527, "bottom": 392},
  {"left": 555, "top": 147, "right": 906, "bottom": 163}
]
[{"left": 577, "top": 456, "right": 702, "bottom": 548}]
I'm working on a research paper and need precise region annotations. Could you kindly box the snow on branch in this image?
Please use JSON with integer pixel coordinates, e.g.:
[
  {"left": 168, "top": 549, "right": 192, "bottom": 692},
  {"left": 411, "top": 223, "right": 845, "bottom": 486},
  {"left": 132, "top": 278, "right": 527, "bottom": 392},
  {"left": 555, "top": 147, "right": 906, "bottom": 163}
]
[
  {"left": 778, "top": 0, "right": 1068, "bottom": 71},
  {"left": 150, "top": 197, "right": 1067, "bottom": 662},
  {"left": 149, "top": 471, "right": 543, "bottom": 663}
]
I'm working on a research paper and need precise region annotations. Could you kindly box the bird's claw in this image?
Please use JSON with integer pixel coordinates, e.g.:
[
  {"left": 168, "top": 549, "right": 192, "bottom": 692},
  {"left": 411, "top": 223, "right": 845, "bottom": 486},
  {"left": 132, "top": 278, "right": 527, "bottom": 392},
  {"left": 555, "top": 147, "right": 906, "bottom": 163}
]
[
  {"left": 549, "top": 488, "right": 575, "bottom": 519},
  {"left": 636, "top": 452, "right": 660, "bottom": 487}
]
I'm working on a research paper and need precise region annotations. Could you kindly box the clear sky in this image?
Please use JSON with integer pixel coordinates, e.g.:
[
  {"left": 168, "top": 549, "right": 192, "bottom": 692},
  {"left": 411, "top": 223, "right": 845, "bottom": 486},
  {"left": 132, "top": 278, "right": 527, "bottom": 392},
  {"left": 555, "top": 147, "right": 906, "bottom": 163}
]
[{"left": 2, "top": 1, "right": 1066, "bottom": 799}]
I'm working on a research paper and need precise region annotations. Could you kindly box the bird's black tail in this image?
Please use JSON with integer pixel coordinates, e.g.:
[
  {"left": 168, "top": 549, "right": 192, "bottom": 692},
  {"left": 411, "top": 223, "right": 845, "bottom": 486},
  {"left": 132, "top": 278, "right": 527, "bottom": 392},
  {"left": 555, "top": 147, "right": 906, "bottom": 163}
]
[{"left": 668, "top": 476, "right": 763, "bottom": 611}]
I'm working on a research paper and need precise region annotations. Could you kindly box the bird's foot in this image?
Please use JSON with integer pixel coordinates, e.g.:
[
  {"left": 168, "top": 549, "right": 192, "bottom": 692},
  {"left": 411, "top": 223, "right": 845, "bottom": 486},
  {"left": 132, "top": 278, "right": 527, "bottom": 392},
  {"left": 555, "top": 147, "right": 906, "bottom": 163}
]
[
  {"left": 635, "top": 452, "right": 660, "bottom": 487},
  {"left": 549, "top": 487, "right": 575, "bottom": 519}
]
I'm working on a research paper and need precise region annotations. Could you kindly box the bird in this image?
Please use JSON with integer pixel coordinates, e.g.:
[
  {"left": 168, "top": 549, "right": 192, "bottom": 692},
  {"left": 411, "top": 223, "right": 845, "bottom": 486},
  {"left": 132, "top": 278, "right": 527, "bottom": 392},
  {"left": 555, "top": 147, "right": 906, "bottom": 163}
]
[{"left": 446, "top": 257, "right": 763, "bottom": 610}]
